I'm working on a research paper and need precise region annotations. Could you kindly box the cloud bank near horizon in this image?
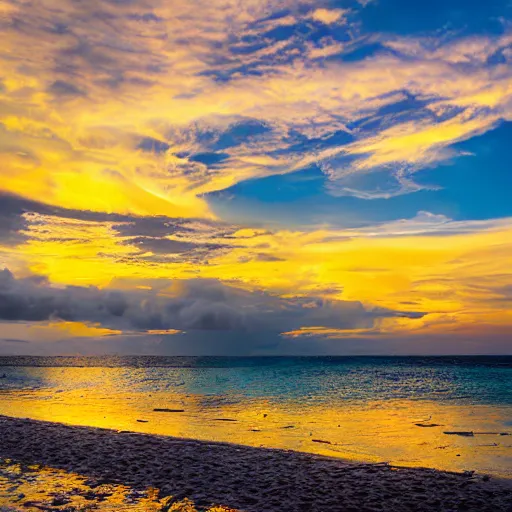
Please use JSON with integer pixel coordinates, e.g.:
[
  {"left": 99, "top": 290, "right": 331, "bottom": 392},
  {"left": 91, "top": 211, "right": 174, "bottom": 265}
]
[{"left": 0, "top": 266, "right": 422, "bottom": 333}]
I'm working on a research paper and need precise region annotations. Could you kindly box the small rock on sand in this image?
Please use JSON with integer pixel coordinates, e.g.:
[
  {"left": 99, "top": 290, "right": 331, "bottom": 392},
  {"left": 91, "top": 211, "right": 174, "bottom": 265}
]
[
  {"left": 153, "top": 408, "right": 185, "bottom": 413},
  {"left": 51, "top": 495, "right": 71, "bottom": 506}
]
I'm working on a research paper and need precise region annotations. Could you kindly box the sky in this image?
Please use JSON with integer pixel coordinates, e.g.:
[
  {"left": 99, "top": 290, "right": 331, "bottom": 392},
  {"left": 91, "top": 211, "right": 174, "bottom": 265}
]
[{"left": 0, "top": 0, "right": 511, "bottom": 355}]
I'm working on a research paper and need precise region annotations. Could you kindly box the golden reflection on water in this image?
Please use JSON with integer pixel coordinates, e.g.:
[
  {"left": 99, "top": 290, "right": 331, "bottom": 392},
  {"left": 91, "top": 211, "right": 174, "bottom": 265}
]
[
  {"left": 0, "top": 458, "right": 162, "bottom": 511},
  {"left": 0, "top": 387, "right": 510, "bottom": 478},
  {"left": 0, "top": 459, "right": 239, "bottom": 511}
]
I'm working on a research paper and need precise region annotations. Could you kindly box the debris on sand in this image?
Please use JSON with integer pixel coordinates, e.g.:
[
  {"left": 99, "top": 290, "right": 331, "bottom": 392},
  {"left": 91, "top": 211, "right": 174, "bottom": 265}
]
[
  {"left": 213, "top": 418, "right": 237, "bottom": 422},
  {"left": 312, "top": 439, "right": 332, "bottom": 444},
  {"left": 472, "top": 431, "right": 510, "bottom": 436},
  {"left": 153, "top": 409, "right": 185, "bottom": 413},
  {"left": 415, "top": 423, "right": 442, "bottom": 428},
  {"left": 50, "top": 494, "right": 71, "bottom": 506},
  {"left": 443, "top": 430, "right": 511, "bottom": 438},
  {"left": 137, "top": 419, "right": 149, "bottom": 423}
]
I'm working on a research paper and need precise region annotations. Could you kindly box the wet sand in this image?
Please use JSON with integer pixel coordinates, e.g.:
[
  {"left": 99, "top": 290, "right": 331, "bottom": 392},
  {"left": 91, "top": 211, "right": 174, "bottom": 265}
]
[
  {"left": 2, "top": 388, "right": 511, "bottom": 478},
  {"left": 1, "top": 415, "right": 511, "bottom": 511},
  {"left": 0, "top": 458, "right": 234, "bottom": 512}
]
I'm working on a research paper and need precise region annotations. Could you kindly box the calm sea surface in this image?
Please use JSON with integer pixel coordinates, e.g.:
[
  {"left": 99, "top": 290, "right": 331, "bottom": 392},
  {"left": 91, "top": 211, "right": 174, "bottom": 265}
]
[{"left": 0, "top": 356, "right": 511, "bottom": 477}]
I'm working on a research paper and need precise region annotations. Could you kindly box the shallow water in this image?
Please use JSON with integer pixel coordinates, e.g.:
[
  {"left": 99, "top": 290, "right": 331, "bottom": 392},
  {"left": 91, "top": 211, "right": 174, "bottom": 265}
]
[{"left": 0, "top": 356, "right": 511, "bottom": 477}]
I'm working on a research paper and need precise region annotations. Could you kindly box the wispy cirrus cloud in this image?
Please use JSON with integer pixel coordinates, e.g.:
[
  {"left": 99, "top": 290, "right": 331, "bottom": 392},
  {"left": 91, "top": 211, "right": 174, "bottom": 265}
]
[{"left": 0, "top": 0, "right": 511, "bottom": 215}]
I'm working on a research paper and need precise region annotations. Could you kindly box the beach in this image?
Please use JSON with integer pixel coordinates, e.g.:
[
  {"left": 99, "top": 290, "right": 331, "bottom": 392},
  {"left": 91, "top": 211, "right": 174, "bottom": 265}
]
[
  {"left": 1, "top": 356, "right": 511, "bottom": 479},
  {"left": 1, "top": 415, "right": 511, "bottom": 511},
  {"left": 1, "top": 356, "right": 511, "bottom": 510}
]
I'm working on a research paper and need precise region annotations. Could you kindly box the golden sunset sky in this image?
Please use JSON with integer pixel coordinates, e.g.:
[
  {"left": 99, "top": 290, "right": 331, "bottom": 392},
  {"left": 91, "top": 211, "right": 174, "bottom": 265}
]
[{"left": 0, "top": 0, "right": 511, "bottom": 354}]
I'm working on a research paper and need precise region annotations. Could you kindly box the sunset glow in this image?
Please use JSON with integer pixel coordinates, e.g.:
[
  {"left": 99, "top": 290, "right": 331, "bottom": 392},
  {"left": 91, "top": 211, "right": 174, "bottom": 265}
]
[{"left": 1, "top": 0, "right": 511, "bottom": 355}]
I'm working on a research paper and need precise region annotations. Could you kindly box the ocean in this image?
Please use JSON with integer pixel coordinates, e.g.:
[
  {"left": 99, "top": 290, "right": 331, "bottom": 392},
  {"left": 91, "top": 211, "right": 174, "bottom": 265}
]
[{"left": 0, "top": 356, "right": 511, "bottom": 477}]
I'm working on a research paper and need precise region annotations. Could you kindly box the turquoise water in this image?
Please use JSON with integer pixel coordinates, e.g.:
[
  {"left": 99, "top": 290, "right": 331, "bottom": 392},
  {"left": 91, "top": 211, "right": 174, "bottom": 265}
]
[
  {"left": 0, "top": 356, "right": 510, "bottom": 405},
  {"left": 0, "top": 356, "right": 511, "bottom": 477}
]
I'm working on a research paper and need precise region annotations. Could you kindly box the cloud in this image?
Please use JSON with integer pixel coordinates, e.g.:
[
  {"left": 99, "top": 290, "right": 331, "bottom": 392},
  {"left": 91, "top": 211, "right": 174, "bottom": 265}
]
[
  {"left": 0, "top": 267, "right": 422, "bottom": 338},
  {"left": 0, "top": 192, "right": 244, "bottom": 281},
  {"left": 137, "top": 137, "right": 171, "bottom": 154},
  {"left": 0, "top": 0, "right": 511, "bottom": 353},
  {"left": 0, "top": 204, "right": 511, "bottom": 352},
  {"left": 0, "top": 0, "right": 510, "bottom": 215},
  {"left": 338, "top": 211, "right": 512, "bottom": 237},
  {"left": 0, "top": 195, "right": 31, "bottom": 247},
  {"left": 310, "top": 8, "right": 348, "bottom": 25},
  {"left": 47, "top": 80, "right": 86, "bottom": 98}
]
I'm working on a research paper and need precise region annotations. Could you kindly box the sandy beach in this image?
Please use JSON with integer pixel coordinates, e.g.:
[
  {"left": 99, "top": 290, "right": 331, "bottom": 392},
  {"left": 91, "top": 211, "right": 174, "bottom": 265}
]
[{"left": 1, "top": 415, "right": 511, "bottom": 511}]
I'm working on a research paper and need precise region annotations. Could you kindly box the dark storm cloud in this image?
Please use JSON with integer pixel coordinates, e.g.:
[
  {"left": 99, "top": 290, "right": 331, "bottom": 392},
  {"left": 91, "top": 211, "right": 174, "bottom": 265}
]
[{"left": 0, "top": 267, "right": 424, "bottom": 335}]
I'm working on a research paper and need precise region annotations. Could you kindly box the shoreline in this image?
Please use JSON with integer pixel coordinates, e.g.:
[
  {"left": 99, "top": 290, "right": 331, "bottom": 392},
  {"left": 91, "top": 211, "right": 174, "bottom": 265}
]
[{"left": 1, "top": 415, "right": 511, "bottom": 511}]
